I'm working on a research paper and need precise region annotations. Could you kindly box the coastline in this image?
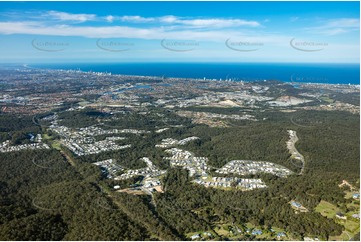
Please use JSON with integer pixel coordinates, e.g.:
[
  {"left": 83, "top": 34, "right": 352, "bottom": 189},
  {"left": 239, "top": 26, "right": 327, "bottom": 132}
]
[{"left": 2, "top": 63, "right": 360, "bottom": 87}]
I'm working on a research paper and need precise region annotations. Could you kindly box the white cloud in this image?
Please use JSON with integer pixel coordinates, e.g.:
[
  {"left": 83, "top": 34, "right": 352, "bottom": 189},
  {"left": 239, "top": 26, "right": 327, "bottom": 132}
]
[
  {"left": 105, "top": 15, "right": 114, "bottom": 23},
  {"left": 46, "top": 11, "right": 96, "bottom": 22},
  {"left": 1, "top": 10, "right": 261, "bottom": 29},
  {"left": 158, "top": 15, "right": 178, "bottom": 24},
  {"left": 116, "top": 14, "right": 260, "bottom": 28},
  {"left": 0, "top": 21, "right": 280, "bottom": 42},
  {"left": 119, "top": 15, "right": 155, "bottom": 22},
  {"left": 317, "top": 28, "right": 348, "bottom": 35},
  {"left": 305, "top": 18, "right": 359, "bottom": 35},
  {"left": 325, "top": 18, "right": 359, "bottom": 28},
  {"left": 177, "top": 18, "right": 260, "bottom": 28}
]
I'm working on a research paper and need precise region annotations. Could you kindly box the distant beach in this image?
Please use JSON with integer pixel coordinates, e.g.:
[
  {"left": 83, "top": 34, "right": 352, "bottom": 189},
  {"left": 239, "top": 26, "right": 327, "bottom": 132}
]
[{"left": 30, "top": 62, "right": 360, "bottom": 85}]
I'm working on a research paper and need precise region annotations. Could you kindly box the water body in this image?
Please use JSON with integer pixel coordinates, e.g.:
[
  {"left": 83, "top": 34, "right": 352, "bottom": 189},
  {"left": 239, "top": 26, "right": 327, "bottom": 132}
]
[{"left": 31, "top": 62, "right": 360, "bottom": 85}]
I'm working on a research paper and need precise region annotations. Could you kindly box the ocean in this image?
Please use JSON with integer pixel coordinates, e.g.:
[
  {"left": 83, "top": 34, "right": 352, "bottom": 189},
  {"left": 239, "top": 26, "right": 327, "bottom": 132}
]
[{"left": 30, "top": 63, "right": 360, "bottom": 85}]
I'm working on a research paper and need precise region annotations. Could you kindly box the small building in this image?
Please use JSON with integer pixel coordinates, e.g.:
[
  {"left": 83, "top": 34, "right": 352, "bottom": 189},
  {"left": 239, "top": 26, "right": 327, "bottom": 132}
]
[
  {"left": 190, "top": 234, "right": 200, "bottom": 240},
  {"left": 336, "top": 212, "right": 347, "bottom": 220},
  {"left": 352, "top": 213, "right": 360, "bottom": 219},
  {"left": 251, "top": 229, "right": 263, "bottom": 235},
  {"left": 277, "top": 232, "right": 286, "bottom": 238},
  {"left": 203, "top": 232, "right": 212, "bottom": 237},
  {"left": 352, "top": 193, "right": 360, "bottom": 199},
  {"left": 304, "top": 237, "right": 319, "bottom": 241},
  {"left": 113, "top": 185, "right": 120, "bottom": 190},
  {"left": 291, "top": 201, "right": 302, "bottom": 208}
]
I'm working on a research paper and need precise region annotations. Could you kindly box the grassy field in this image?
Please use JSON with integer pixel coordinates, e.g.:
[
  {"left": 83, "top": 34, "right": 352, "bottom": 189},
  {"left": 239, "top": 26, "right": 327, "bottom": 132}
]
[
  {"left": 51, "top": 141, "right": 62, "bottom": 150},
  {"left": 42, "top": 133, "right": 62, "bottom": 151},
  {"left": 315, "top": 200, "right": 360, "bottom": 240},
  {"left": 344, "top": 190, "right": 359, "bottom": 199},
  {"left": 315, "top": 200, "right": 339, "bottom": 219},
  {"left": 329, "top": 230, "right": 353, "bottom": 241},
  {"left": 319, "top": 96, "right": 334, "bottom": 103},
  {"left": 188, "top": 222, "right": 292, "bottom": 240},
  {"left": 213, "top": 223, "right": 232, "bottom": 237},
  {"left": 42, "top": 133, "right": 51, "bottom": 140},
  {"left": 343, "top": 220, "right": 360, "bottom": 232},
  {"left": 346, "top": 200, "right": 360, "bottom": 216}
]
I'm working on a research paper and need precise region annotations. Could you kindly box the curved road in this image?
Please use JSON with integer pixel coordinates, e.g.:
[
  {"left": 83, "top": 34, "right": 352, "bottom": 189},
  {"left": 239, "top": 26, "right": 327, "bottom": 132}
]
[{"left": 287, "top": 130, "right": 305, "bottom": 175}]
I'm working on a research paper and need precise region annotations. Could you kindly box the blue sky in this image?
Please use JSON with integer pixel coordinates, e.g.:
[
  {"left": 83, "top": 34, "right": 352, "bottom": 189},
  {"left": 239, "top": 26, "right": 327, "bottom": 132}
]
[{"left": 0, "top": 1, "right": 359, "bottom": 63}]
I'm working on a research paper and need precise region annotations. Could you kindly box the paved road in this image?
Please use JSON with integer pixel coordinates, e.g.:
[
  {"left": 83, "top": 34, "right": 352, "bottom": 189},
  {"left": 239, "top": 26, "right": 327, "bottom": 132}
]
[{"left": 287, "top": 131, "right": 305, "bottom": 175}]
